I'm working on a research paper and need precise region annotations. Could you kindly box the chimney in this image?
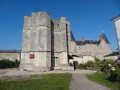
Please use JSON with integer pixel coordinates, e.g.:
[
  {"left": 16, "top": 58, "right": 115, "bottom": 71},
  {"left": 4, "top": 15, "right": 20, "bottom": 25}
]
[
  {"left": 95, "top": 40, "right": 97, "bottom": 42},
  {"left": 82, "top": 37, "right": 84, "bottom": 42},
  {"left": 100, "top": 35, "right": 103, "bottom": 42}
]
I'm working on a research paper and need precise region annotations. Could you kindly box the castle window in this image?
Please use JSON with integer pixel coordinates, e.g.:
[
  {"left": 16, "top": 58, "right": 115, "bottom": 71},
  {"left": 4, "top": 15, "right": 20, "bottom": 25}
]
[{"left": 30, "top": 54, "right": 35, "bottom": 59}]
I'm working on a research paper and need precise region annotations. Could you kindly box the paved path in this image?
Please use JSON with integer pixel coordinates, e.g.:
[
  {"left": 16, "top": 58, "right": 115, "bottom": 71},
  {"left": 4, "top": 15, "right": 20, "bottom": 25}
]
[{"left": 70, "top": 70, "right": 110, "bottom": 90}]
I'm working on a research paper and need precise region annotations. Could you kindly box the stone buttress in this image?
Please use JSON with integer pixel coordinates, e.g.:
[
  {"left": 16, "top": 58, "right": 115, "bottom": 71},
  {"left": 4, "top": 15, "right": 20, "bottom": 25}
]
[{"left": 60, "top": 17, "right": 68, "bottom": 67}]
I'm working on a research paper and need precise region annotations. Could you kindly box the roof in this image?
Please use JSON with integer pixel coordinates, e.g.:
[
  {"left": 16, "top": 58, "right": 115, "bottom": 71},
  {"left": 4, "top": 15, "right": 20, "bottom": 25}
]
[
  {"left": 94, "top": 40, "right": 100, "bottom": 44},
  {"left": 75, "top": 40, "right": 82, "bottom": 45},
  {"left": 75, "top": 32, "right": 110, "bottom": 46},
  {"left": 76, "top": 39, "right": 94, "bottom": 45},
  {"left": 102, "top": 33, "right": 110, "bottom": 44},
  {"left": 70, "top": 30, "right": 75, "bottom": 41},
  {"left": 83, "top": 39, "right": 94, "bottom": 45},
  {"left": 111, "top": 15, "right": 120, "bottom": 22}
]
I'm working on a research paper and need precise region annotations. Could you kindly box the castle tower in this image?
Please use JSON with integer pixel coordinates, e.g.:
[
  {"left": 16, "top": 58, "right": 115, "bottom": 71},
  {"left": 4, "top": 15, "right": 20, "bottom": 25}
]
[
  {"left": 112, "top": 15, "right": 120, "bottom": 54},
  {"left": 19, "top": 12, "right": 51, "bottom": 71}
]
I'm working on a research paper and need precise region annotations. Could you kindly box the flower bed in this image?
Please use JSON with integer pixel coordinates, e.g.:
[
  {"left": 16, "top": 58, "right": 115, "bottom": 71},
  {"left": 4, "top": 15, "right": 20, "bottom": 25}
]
[{"left": 78, "top": 57, "right": 120, "bottom": 82}]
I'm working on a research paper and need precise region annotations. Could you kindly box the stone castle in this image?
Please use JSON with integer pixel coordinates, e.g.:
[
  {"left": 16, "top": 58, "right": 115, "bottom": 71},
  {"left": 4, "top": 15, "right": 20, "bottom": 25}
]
[{"left": 19, "top": 12, "right": 111, "bottom": 71}]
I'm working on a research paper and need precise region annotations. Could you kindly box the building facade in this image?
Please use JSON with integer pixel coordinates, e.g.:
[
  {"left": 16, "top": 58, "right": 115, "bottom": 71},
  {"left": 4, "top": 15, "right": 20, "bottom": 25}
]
[{"left": 19, "top": 12, "right": 111, "bottom": 71}]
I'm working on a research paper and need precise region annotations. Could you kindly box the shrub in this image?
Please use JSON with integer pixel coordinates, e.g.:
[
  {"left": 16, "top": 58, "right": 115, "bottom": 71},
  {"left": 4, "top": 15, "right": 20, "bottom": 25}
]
[
  {"left": 85, "top": 61, "right": 94, "bottom": 68},
  {"left": 78, "top": 64, "right": 86, "bottom": 69},
  {"left": 14, "top": 60, "right": 20, "bottom": 67},
  {"left": 78, "top": 58, "right": 120, "bottom": 76},
  {"left": 94, "top": 57, "right": 100, "bottom": 66},
  {"left": 109, "top": 65, "right": 120, "bottom": 82},
  {"left": 101, "top": 59, "right": 114, "bottom": 75},
  {"left": 117, "top": 60, "right": 120, "bottom": 68},
  {"left": 0, "top": 59, "right": 20, "bottom": 69},
  {"left": 78, "top": 61, "right": 94, "bottom": 70},
  {"left": 100, "top": 59, "right": 120, "bottom": 82}
]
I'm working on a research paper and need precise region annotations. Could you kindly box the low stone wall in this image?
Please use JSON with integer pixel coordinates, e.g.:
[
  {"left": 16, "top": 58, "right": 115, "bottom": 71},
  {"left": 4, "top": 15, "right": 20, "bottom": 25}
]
[
  {"left": 104, "top": 56, "right": 118, "bottom": 60},
  {"left": 0, "top": 50, "right": 21, "bottom": 61},
  {"left": 69, "top": 56, "right": 95, "bottom": 65}
]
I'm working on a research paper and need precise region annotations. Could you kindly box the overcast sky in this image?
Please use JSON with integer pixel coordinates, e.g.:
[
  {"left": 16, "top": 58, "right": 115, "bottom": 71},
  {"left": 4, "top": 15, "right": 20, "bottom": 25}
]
[{"left": 0, "top": 0, "right": 120, "bottom": 51}]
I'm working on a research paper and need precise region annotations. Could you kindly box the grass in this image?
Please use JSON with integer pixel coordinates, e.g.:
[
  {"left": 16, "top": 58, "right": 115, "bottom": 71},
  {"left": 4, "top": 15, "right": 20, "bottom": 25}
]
[
  {"left": 87, "top": 72, "right": 120, "bottom": 90},
  {"left": 0, "top": 73, "right": 72, "bottom": 90}
]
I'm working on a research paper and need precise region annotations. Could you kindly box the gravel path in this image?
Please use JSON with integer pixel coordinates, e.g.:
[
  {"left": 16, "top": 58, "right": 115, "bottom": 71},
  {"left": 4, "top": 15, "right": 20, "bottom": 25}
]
[
  {"left": 0, "top": 69, "right": 110, "bottom": 90},
  {"left": 70, "top": 71, "right": 110, "bottom": 90},
  {"left": 0, "top": 68, "right": 18, "bottom": 77},
  {"left": 5, "top": 69, "right": 95, "bottom": 76}
]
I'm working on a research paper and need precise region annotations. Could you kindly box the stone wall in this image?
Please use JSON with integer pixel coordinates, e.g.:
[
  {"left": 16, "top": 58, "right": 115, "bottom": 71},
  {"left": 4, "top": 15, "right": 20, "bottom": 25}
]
[
  {"left": 0, "top": 50, "right": 20, "bottom": 61},
  {"left": 69, "top": 55, "right": 95, "bottom": 65},
  {"left": 105, "top": 56, "right": 118, "bottom": 60}
]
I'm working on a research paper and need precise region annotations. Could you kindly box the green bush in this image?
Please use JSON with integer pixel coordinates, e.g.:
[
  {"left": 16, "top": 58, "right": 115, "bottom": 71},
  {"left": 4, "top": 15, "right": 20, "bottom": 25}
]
[
  {"left": 78, "top": 57, "right": 120, "bottom": 82},
  {"left": 100, "top": 59, "right": 120, "bottom": 82},
  {"left": 78, "top": 58, "right": 120, "bottom": 80},
  {"left": 0, "top": 59, "right": 20, "bottom": 69},
  {"left": 101, "top": 59, "right": 112, "bottom": 75},
  {"left": 101, "top": 59, "right": 117, "bottom": 75},
  {"left": 85, "top": 61, "right": 94, "bottom": 68},
  {"left": 78, "top": 64, "right": 86, "bottom": 69},
  {"left": 14, "top": 60, "right": 20, "bottom": 67},
  {"left": 94, "top": 57, "right": 100, "bottom": 66},
  {"left": 109, "top": 65, "right": 120, "bottom": 82},
  {"left": 78, "top": 61, "right": 94, "bottom": 70},
  {"left": 78, "top": 58, "right": 101, "bottom": 70}
]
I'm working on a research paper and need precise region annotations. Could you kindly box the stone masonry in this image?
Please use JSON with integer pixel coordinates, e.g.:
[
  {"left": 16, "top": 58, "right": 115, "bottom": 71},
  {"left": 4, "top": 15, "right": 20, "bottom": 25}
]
[
  {"left": 0, "top": 50, "right": 20, "bottom": 61},
  {"left": 19, "top": 11, "right": 111, "bottom": 71},
  {"left": 112, "top": 15, "right": 120, "bottom": 54}
]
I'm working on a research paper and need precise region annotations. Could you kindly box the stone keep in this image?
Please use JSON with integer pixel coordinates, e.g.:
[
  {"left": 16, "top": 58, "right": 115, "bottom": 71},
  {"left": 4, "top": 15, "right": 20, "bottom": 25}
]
[
  {"left": 19, "top": 12, "right": 69, "bottom": 71},
  {"left": 19, "top": 11, "right": 111, "bottom": 71},
  {"left": 19, "top": 12, "right": 52, "bottom": 71},
  {"left": 112, "top": 15, "right": 120, "bottom": 54}
]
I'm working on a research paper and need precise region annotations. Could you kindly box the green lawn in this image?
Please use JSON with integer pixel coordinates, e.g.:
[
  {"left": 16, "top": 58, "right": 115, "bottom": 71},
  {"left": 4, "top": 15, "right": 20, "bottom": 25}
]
[
  {"left": 0, "top": 73, "right": 72, "bottom": 90},
  {"left": 87, "top": 72, "right": 120, "bottom": 90}
]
